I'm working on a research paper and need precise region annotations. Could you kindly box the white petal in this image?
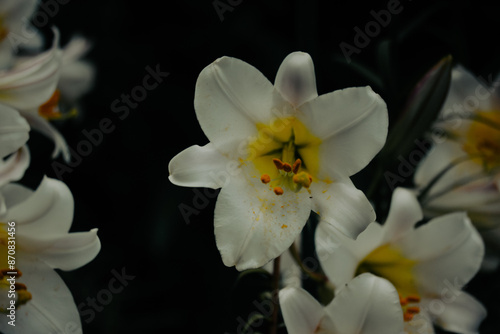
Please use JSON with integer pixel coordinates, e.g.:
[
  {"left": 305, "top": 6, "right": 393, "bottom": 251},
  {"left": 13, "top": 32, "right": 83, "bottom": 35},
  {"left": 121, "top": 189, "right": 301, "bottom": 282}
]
[
  {"left": 279, "top": 286, "right": 324, "bottom": 334},
  {"left": 5, "top": 176, "right": 74, "bottom": 251},
  {"left": 429, "top": 292, "right": 486, "bottom": 334},
  {"left": 396, "top": 213, "right": 484, "bottom": 295},
  {"left": 0, "top": 32, "right": 62, "bottom": 111},
  {"left": 311, "top": 178, "right": 375, "bottom": 239},
  {"left": 299, "top": 86, "right": 388, "bottom": 178},
  {"left": 323, "top": 273, "right": 404, "bottom": 334},
  {"left": 38, "top": 228, "right": 101, "bottom": 271},
  {"left": 168, "top": 143, "right": 230, "bottom": 189},
  {"left": 20, "top": 111, "right": 71, "bottom": 161},
  {"left": 381, "top": 187, "right": 423, "bottom": 243},
  {"left": 0, "top": 145, "right": 30, "bottom": 187},
  {"left": 0, "top": 104, "right": 30, "bottom": 158},
  {"left": 58, "top": 60, "right": 95, "bottom": 102},
  {"left": 274, "top": 52, "right": 318, "bottom": 107},
  {"left": 61, "top": 35, "right": 92, "bottom": 65},
  {"left": 440, "top": 65, "right": 494, "bottom": 120},
  {"left": 316, "top": 221, "right": 384, "bottom": 288},
  {"left": 194, "top": 56, "right": 282, "bottom": 156},
  {"left": 214, "top": 171, "right": 311, "bottom": 270},
  {"left": 0, "top": 257, "right": 82, "bottom": 334}
]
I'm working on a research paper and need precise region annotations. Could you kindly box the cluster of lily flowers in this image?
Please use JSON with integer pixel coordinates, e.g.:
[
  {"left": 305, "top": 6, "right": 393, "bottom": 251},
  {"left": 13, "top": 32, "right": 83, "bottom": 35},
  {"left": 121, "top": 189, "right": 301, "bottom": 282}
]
[
  {"left": 0, "top": 1, "right": 99, "bottom": 333},
  {"left": 169, "top": 51, "right": 499, "bottom": 333}
]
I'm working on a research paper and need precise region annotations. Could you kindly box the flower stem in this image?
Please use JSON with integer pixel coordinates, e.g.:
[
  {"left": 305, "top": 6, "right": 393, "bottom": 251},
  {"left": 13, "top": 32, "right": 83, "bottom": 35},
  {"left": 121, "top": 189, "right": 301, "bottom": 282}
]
[
  {"left": 288, "top": 242, "right": 327, "bottom": 282},
  {"left": 270, "top": 256, "right": 280, "bottom": 334}
]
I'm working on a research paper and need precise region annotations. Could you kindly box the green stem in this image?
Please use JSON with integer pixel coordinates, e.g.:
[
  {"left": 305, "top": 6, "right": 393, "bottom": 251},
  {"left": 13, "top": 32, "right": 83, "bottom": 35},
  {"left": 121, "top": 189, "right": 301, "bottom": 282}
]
[
  {"left": 288, "top": 242, "right": 327, "bottom": 283},
  {"left": 269, "top": 256, "right": 280, "bottom": 334}
]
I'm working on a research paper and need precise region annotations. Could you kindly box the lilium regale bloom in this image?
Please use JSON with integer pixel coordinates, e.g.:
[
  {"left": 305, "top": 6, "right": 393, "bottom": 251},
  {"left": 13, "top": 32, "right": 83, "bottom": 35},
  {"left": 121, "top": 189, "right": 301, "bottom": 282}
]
[
  {"left": 415, "top": 65, "right": 500, "bottom": 229},
  {"left": 0, "top": 176, "right": 100, "bottom": 333},
  {"left": 169, "top": 52, "right": 388, "bottom": 270},
  {"left": 280, "top": 273, "right": 404, "bottom": 334},
  {"left": 316, "top": 187, "right": 486, "bottom": 334}
]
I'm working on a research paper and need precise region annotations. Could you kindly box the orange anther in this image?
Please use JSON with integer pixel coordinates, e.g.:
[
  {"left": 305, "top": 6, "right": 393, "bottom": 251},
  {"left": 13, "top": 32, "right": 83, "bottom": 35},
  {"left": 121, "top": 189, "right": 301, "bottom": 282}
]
[
  {"left": 399, "top": 297, "right": 408, "bottom": 306},
  {"left": 403, "top": 312, "right": 414, "bottom": 322},
  {"left": 406, "top": 306, "right": 420, "bottom": 314},
  {"left": 292, "top": 159, "right": 301, "bottom": 174},
  {"left": 273, "top": 158, "right": 284, "bottom": 170},
  {"left": 38, "top": 90, "right": 62, "bottom": 119},
  {"left": 260, "top": 174, "right": 271, "bottom": 184},
  {"left": 274, "top": 187, "right": 284, "bottom": 195},
  {"left": 282, "top": 163, "right": 292, "bottom": 173},
  {"left": 406, "top": 295, "right": 421, "bottom": 303}
]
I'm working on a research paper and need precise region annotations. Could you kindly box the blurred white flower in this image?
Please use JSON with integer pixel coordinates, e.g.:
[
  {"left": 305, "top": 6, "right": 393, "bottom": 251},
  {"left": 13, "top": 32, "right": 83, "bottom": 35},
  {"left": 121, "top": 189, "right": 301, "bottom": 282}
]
[
  {"left": 169, "top": 51, "right": 388, "bottom": 270},
  {"left": 415, "top": 65, "right": 500, "bottom": 229},
  {"left": 280, "top": 273, "right": 404, "bottom": 334},
  {"left": 316, "top": 188, "right": 486, "bottom": 334},
  {"left": 0, "top": 176, "right": 100, "bottom": 333}
]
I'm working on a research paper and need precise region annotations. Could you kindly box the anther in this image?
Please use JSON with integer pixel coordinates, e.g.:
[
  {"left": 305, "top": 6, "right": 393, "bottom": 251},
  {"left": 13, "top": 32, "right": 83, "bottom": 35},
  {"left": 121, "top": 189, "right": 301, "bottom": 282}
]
[
  {"left": 273, "top": 158, "right": 284, "bottom": 170},
  {"left": 406, "top": 306, "right": 420, "bottom": 314},
  {"left": 260, "top": 174, "right": 271, "bottom": 184},
  {"left": 403, "top": 312, "right": 414, "bottom": 322},
  {"left": 282, "top": 163, "right": 292, "bottom": 173},
  {"left": 406, "top": 295, "right": 421, "bottom": 303},
  {"left": 292, "top": 159, "right": 301, "bottom": 174},
  {"left": 274, "top": 187, "right": 284, "bottom": 195}
]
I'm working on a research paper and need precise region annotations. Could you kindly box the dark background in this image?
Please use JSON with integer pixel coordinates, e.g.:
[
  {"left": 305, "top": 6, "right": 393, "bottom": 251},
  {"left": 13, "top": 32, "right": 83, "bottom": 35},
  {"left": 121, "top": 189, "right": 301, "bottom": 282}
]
[{"left": 21, "top": 0, "right": 500, "bottom": 333}]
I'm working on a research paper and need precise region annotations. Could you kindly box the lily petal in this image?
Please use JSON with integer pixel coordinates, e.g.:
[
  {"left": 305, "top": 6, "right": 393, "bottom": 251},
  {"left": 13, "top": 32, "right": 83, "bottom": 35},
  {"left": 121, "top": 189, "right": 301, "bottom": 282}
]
[
  {"left": 38, "top": 228, "right": 101, "bottom": 271},
  {"left": 311, "top": 178, "right": 375, "bottom": 239},
  {"left": 429, "top": 292, "right": 486, "bottom": 334},
  {"left": 381, "top": 188, "right": 423, "bottom": 243},
  {"left": 4, "top": 176, "right": 74, "bottom": 250},
  {"left": 396, "top": 212, "right": 484, "bottom": 294},
  {"left": 274, "top": 52, "right": 318, "bottom": 107},
  {"left": 194, "top": 56, "right": 282, "bottom": 156},
  {"left": 0, "top": 145, "right": 30, "bottom": 188},
  {"left": 168, "top": 143, "right": 230, "bottom": 189},
  {"left": 299, "top": 86, "right": 388, "bottom": 178},
  {"left": 0, "top": 104, "right": 30, "bottom": 158},
  {"left": 279, "top": 286, "right": 324, "bottom": 334},
  {"left": 214, "top": 171, "right": 311, "bottom": 270},
  {"left": 323, "top": 273, "right": 404, "bottom": 334}
]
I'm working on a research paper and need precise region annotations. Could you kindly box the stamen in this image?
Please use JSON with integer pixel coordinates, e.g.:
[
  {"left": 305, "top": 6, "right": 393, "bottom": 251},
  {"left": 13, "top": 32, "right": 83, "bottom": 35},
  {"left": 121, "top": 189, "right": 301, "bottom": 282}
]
[
  {"left": 406, "top": 306, "right": 420, "bottom": 314},
  {"left": 274, "top": 187, "right": 284, "bottom": 195},
  {"left": 260, "top": 174, "right": 271, "bottom": 184},
  {"left": 282, "top": 163, "right": 292, "bottom": 173},
  {"left": 406, "top": 295, "right": 421, "bottom": 303},
  {"left": 399, "top": 297, "right": 408, "bottom": 306},
  {"left": 403, "top": 312, "right": 414, "bottom": 322},
  {"left": 273, "top": 158, "right": 284, "bottom": 170},
  {"left": 38, "top": 90, "right": 62, "bottom": 120},
  {"left": 293, "top": 172, "right": 313, "bottom": 188},
  {"left": 292, "top": 159, "right": 301, "bottom": 174}
]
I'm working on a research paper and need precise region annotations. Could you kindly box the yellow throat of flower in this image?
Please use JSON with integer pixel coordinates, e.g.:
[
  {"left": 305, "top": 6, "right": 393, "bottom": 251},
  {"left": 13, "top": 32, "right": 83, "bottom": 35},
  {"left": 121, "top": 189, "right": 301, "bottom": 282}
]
[
  {"left": 462, "top": 110, "right": 500, "bottom": 171},
  {"left": 0, "top": 224, "right": 32, "bottom": 312},
  {"left": 248, "top": 116, "right": 321, "bottom": 195},
  {"left": 356, "top": 244, "right": 421, "bottom": 322}
]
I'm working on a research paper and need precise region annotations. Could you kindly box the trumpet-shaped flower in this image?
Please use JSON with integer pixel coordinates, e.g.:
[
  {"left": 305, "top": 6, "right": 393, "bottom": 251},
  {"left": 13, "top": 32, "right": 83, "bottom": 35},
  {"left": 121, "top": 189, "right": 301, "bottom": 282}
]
[
  {"left": 0, "top": 176, "right": 100, "bottom": 333},
  {"left": 169, "top": 52, "right": 388, "bottom": 270},
  {"left": 316, "top": 188, "right": 486, "bottom": 334},
  {"left": 280, "top": 273, "right": 405, "bottom": 334},
  {"left": 415, "top": 65, "right": 500, "bottom": 228}
]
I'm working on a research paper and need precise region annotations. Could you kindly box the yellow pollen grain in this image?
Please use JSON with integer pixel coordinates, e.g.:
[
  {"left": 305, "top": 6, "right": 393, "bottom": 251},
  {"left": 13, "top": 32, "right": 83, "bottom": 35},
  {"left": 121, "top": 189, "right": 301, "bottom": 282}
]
[{"left": 281, "top": 224, "right": 288, "bottom": 229}]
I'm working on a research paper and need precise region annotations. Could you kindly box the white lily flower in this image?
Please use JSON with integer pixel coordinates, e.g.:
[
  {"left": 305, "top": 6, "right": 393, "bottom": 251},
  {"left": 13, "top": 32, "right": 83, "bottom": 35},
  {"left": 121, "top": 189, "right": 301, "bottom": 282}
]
[
  {"left": 316, "top": 188, "right": 486, "bottom": 334},
  {"left": 169, "top": 52, "right": 388, "bottom": 270},
  {"left": 0, "top": 176, "right": 100, "bottom": 333},
  {"left": 0, "top": 0, "right": 42, "bottom": 69},
  {"left": 415, "top": 65, "right": 500, "bottom": 229},
  {"left": 280, "top": 273, "right": 405, "bottom": 334}
]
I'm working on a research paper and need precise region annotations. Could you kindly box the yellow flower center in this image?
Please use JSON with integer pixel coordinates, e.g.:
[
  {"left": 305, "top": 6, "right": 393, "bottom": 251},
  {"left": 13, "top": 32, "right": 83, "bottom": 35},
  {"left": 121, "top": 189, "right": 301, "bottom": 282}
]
[
  {"left": 462, "top": 110, "right": 500, "bottom": 171},
  {"left": 0, "top": 223, "right": 31, "bottom": 313},
  {"left": 356, "top": 244, "right": 420, "bottom": 322},
  {"left": 248, "top": 116, "right": 321, "bottom": 195}
]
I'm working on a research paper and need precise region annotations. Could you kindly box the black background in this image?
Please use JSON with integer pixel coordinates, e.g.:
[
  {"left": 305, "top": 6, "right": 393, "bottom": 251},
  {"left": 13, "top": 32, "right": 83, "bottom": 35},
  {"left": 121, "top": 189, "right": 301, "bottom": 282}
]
[{"left": 21, "top": 0, "right": 500, "bottom": 333}]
